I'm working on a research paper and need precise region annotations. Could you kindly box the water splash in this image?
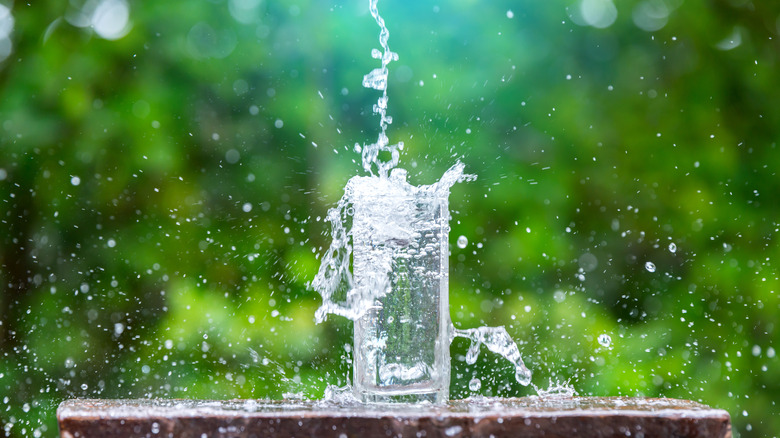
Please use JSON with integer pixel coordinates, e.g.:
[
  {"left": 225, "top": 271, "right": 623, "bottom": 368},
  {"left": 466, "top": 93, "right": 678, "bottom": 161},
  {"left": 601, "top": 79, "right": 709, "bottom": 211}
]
[
  {"left": 311, "top": 164, "right": 468, "bottom": 323},
  {"left": 321, "top": 384, "right": 360, "bottom": 405},
  {"left": 453, "top": 326, "right": 532, "bottom": 386},
  {"left": 533, "top": 379, "right": 578, "bottom": 398}
]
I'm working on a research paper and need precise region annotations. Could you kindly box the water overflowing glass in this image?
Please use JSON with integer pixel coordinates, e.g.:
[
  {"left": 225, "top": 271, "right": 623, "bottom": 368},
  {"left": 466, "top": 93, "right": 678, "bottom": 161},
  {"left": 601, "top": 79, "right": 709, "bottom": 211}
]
[
  {"left": 352, "top": 170, "right": 452, "bottom": 403},
  {"left": 310, "top": 0, "right": 532, "bottom": 403},
  {"left": 313, "top": 165, "right": 466, "bottom": 403}
]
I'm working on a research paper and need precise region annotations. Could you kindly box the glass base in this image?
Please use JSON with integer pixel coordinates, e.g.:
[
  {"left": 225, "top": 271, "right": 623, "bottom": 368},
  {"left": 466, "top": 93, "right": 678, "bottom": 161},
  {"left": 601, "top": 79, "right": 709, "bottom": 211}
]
[{"left": 355, "top": 386, "right": 448, "bottom": 404}]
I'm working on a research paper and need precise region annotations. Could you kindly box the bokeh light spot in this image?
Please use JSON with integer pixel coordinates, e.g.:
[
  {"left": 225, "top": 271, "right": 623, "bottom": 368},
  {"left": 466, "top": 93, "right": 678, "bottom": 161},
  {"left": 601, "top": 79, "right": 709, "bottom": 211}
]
[
  {"left": 0, "top": 4, "right": 13, "bottom": 63},
  {"left": 580, "top": 0, "right": 617, "bottom": 29},
  {"left": 632, "top": 0, "right": 669, "bottom": 32},
  {"left": 92, "top": 0, "right": 131, "bottom": 40}
]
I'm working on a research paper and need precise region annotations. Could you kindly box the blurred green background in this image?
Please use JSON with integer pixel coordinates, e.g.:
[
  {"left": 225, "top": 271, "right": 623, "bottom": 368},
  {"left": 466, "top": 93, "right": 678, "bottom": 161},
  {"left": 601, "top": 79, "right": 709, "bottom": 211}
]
[{"left": 1, "top": 0, "right": 779, "bottom": 436}]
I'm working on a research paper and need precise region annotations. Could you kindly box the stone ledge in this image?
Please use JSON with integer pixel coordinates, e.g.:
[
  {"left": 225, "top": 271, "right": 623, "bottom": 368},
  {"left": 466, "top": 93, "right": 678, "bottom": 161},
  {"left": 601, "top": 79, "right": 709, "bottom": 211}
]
[{"left": 58, "top": 397, "right": 731, "bottom": 438}]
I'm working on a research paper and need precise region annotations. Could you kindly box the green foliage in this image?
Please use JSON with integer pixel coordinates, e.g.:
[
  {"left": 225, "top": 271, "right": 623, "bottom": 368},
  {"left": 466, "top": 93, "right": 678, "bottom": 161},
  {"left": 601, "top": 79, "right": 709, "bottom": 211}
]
[{"left": 1, "top": 0, "right": 779, "bottom": 436}]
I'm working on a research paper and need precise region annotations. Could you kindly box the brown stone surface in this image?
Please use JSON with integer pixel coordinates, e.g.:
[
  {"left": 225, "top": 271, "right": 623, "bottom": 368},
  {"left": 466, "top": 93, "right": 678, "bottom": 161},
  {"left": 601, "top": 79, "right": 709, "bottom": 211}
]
[{"left": 58, "top": 397, "right": 731, "bottom": 438}]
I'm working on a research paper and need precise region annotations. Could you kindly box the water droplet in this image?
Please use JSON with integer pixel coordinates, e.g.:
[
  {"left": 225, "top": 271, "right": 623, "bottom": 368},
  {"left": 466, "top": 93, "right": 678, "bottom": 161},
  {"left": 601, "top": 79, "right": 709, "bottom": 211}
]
[
  {"left": 668, "top": 242, "right": 677, "bottom": 253},
  {"left": 70, "top": 176, "right": 81, "bottom": 186},
  {"left": 468, "top": 377, "right": 482, "bottom": 391},
  {"left": 457, "top": 235, "right": 468, "bottom": 248},
  {"left": 225, "top": 149, "right": 240, "bottom": 163},
  {"left": 598, "top": 333, "right": 612, "bottom": 348},
  {"left": 578, "top": 253, "right": 598, "bottom": 272},
  {"left": 445, "top": 425, "right": 463, "bottom": 437},
  {"left": 645, "top": 261, "right": 656, "bottom": 272}
]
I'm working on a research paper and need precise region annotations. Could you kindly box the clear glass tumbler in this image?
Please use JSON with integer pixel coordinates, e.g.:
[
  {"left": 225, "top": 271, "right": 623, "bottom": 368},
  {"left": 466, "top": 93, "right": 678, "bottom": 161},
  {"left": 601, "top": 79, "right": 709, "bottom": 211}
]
[{"left": 352, "top": 191, "right": 451, "bottom": 404}]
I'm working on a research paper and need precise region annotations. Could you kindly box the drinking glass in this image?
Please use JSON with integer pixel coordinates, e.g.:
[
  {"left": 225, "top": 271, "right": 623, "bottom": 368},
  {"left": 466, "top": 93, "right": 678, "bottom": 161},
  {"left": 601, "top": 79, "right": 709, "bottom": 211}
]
[{"left": 352, "top": 191, "right": 451, "bottom": 404}]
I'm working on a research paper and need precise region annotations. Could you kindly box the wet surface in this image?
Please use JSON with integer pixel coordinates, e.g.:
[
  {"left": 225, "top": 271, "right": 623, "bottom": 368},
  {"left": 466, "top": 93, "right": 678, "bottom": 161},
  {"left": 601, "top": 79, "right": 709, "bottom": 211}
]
[{"left": 58, "top": 397, "right": 731, "bottom": 437}]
